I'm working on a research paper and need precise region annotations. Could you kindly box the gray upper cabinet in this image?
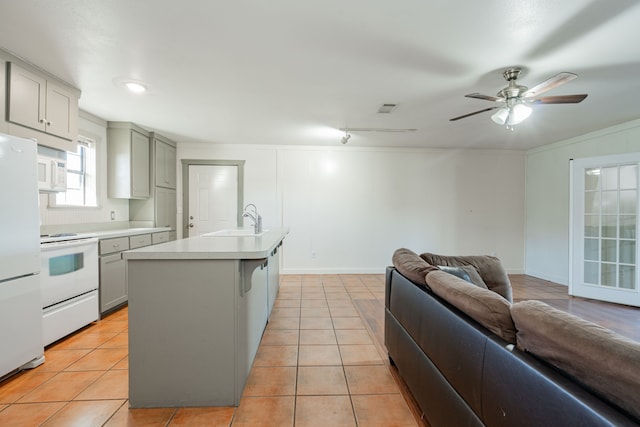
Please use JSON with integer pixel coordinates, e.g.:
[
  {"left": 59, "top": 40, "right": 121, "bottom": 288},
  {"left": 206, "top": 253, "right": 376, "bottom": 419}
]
[
  {"left": 7, "top": 62, "right": 79, "bottom": 147},
  {"left": 107, "top": 122, "right": 150, "bottom": 199},
  {"left": 154, "top": 137, "right": 176, "bottom": 189},
  {"left": 129, "top": 131, "right": 177, "bottom": 238}
]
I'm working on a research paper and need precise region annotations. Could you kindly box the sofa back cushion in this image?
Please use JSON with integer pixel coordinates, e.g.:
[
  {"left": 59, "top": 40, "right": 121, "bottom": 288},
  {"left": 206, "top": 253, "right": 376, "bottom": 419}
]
[
  {"left": 511, "top": 300, "right": 640, "bottom": 421},
  {"left": 421, "top": 253, "right": 512, "bottom": 302},
  {"left": 426, "top": 270, "right": 516, "bottom": 343},
  {"left": 392, "top": 248, "right": 439, "bottom": 287},
  {"left": 438, "top": 265, "right": 488, "bottom": 289}
]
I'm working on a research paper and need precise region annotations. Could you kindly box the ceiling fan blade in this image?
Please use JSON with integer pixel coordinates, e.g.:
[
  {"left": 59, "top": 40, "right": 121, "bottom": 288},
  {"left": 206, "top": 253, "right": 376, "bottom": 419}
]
[
  {"left": 465, "top": 93, "right": 504, "bottom": 102},
  {"left": 531, "top": 94, "right": 588, "bottom": 104},
  {"left": 523, "top": 72, "right": 578, "bottom": 97},
  {"left": 450, "top": 106, "right": 500, "bottom": 121}
]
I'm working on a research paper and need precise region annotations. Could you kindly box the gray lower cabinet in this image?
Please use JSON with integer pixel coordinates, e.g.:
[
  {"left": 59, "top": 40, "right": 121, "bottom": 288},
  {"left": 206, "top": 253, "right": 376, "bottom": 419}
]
[
  {"left": 99, "top": 253, "right": 127, "bottom": 313},
  {"left": 99, "top": 236, "right": 130, "bottom": 314},
  {"left": 99, "top": 233, "right": 163, "bottom": 315},
  {"left": 128, "top": 257, "right": 271, "bottom": 407}
]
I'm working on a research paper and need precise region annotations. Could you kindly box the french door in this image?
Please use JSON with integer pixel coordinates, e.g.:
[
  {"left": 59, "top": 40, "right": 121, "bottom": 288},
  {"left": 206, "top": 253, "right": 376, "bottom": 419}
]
[{"left": 570, "top": 153, "right": 640, "bottom": 307}]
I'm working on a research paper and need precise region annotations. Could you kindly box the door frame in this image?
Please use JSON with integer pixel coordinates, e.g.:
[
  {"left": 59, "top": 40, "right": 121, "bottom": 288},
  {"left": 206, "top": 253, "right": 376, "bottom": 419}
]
[{"left": 181, "top": 159, "right": 245, "bottom": 236}]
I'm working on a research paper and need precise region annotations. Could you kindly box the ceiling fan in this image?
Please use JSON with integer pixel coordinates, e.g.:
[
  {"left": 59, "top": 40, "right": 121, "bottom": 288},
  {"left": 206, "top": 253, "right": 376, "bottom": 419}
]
[{"left": 450, "top": 68, "right": 588, "bottom": 127}]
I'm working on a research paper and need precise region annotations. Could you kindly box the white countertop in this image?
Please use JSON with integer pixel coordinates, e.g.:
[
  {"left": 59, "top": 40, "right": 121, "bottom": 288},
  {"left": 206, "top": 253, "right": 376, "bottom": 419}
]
[{"left": 123, "top": 227, "right": 289, "bottom": 260}]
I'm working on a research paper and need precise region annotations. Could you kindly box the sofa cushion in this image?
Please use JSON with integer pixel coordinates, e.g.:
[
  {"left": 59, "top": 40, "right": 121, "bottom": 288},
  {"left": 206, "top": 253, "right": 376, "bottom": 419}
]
[
  {"left": 392, "top": 248, "right": 439, "bottom": 287},
  {"left": 438, "top": 265, "right": 488, "bottom": 289},
  {"left": 511, "top": 300, "right": 640, "bottom": 421},
  {"left": 421, "top": 253, "right": 512, "bottom": 302},
  {"left": 426, "top": 270, "right": 516, "bottom": 343}
]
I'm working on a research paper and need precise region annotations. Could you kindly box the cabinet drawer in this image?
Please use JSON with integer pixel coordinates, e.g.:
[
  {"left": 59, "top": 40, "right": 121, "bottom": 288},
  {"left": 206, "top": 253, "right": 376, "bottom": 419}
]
[
  {"left": 99, "top": 237, "right": 130, "bottom": 255},
  {"left": 130, "top": 234, "right": 152, "bottom": 249},
  {"left": 152, "top": 231, "right": 170, "bottom": 244}
]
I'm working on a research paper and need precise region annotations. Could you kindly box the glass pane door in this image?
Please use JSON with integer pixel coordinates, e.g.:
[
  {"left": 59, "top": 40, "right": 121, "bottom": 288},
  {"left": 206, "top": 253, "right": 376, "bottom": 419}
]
[{"left": 571, "top": 154, "right": 640, "bottom": 307}]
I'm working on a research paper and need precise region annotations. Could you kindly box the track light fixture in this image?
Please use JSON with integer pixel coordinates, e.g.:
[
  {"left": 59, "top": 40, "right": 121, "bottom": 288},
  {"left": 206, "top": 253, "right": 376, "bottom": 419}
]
[{"left": 341, "top": 131, "right": 351, "bottom": 144}]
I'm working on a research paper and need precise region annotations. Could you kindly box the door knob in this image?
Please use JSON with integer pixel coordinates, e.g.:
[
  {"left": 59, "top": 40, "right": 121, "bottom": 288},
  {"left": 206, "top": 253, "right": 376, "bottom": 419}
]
[{"left": 189, "top": 223, "right": 194, "bottom": 228}]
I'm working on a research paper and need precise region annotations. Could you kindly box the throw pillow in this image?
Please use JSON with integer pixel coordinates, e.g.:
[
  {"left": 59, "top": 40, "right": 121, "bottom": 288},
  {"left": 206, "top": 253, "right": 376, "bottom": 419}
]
[
  {"left": 420, "top": 252, "right": 512, "bottom": 302},
  {"left": 426, "top": 270, "right": 516, "bottom": 343},
  {"left": 392, "top": 248, "right": 439, "bottom": 288},
  {"left": 511, "top": 300, "right": 640, "bottom": 421},
  {"left": 438, "top": 265, "right": 488, "bottom": 289}
]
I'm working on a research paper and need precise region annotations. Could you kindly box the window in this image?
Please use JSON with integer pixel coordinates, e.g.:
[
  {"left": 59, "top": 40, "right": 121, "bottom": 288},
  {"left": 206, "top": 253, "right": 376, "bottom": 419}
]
[{"left": 54, "top": 136, "right": 97, "bottom": 207}]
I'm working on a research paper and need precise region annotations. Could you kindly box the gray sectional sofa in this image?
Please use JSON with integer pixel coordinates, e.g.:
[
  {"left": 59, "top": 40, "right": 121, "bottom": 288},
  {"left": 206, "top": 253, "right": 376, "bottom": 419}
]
[{"left": 385, "top": 248, "right": 640, "bottom": 427}]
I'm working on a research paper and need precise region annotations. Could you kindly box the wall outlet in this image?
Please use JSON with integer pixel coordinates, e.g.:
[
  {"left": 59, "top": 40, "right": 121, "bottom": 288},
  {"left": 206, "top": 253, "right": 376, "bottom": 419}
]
[{"left": 110, "top": 211, "right": 115, "bottom": 220}]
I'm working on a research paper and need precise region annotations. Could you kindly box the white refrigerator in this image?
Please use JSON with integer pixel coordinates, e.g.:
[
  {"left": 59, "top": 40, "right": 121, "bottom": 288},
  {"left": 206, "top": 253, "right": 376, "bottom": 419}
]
[{"left": 0, "top": 133, "right": 44, "bottom": 378}]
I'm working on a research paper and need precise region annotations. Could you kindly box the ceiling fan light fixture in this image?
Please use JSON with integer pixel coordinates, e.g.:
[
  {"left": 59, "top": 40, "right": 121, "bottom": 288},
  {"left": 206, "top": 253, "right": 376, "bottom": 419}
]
[
  {"left": 491, "top": 107, "right": 509, "bottom": 125},
  {"left": 507, "top": 103, "right": 532, "bottom": 125},
  {"left": 451, "top": 68, "right": 586, "bottom": 126}
]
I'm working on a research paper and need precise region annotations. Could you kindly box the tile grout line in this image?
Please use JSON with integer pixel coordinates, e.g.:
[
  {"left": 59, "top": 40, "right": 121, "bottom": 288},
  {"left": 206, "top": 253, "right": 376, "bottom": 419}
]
[{"left": 338, "top": 276, "right": 359, "bottom": 427}]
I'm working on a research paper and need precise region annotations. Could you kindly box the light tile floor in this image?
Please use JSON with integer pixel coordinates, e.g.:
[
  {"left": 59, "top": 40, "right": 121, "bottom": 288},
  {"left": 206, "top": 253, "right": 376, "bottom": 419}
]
[{"left": 0, "top": 274, "right": 418, "bottom": 426}]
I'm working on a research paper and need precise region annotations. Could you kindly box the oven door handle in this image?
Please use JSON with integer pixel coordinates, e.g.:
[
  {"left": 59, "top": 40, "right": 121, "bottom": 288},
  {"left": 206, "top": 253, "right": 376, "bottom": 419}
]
[{"left": 41, "top": 238, "right": 99, "bottom": 251}]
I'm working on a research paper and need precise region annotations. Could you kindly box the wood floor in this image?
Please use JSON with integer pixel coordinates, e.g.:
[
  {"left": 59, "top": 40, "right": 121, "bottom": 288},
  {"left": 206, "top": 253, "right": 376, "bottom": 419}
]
[
  {"left": 509, "top": 274, "right": 640, "bottom": 341},
  {"left": 0, "top": 273, "right": 638, "bottom": 426}
]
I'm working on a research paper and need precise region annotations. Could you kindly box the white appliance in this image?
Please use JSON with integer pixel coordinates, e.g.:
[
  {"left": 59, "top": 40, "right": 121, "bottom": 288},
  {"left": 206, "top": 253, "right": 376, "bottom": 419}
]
[
  {"left": 40, "top": 234, "right": 99, "bottom": 346},
  {"left": 0, "top": 133, "right": 45, "bottom": 379},
  {"left": 37, "top": 151, "right": 67, "bottom": 193}
]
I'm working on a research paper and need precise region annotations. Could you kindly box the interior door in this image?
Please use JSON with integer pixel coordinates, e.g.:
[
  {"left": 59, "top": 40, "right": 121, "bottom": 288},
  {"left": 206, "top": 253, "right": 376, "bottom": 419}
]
[
  {"left": 187, "top": 165, "right": 238, "bottom": 237},
  {"left": 570, "top": 153, "right": 640, "bottom": 307}
]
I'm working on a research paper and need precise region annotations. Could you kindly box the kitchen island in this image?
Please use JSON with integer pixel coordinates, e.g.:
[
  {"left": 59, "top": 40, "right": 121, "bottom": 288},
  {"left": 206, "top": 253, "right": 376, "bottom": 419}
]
[{"left": 123, "top": 227, "right": 288, "bottom": 408}]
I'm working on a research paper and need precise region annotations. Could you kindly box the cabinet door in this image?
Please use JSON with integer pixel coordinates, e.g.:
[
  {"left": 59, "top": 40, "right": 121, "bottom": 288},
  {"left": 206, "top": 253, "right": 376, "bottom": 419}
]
[
  {"left": 99, "top": 253, "right": 127, "bottom": 313},
  {"left": 131, "top": 130, "right": 150, "bottom": 198},
  {"left": 45, "top": 81, "right": 78, "bottom": 141},
  {"left": 267, "top": 247, "right": 280, "bottom": 316},
  {"left": 155, "top": 187, "right": 177, "bottom": 230},
  {"left": 7, "top": 63, "right": 46, "bottom": 132},
  {"left": 155, "top": 141, "right": 177, "bottom": 189},
  {"left": 237, "top": 259, "right": 269, "bottom": 397}
]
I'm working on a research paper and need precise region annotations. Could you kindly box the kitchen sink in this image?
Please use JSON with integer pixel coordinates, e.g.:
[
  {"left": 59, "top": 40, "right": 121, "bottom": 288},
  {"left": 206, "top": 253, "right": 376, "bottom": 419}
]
[{"left": 201, "top": 229, "right": 267, "bottom": 237}]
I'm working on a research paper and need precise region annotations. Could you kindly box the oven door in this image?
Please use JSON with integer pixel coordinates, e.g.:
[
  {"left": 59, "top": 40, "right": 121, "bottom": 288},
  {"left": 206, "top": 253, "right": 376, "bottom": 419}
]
[{"left": 40, "top": 238, "right": 99, "bottom": 308}]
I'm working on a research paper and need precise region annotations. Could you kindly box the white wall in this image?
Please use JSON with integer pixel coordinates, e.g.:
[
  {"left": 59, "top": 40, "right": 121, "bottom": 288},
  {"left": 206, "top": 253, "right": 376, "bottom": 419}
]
[
  {"left": 39, "top": 111, "right": 129, "bottom": 233},
  {"left": 525, "top": 118, "right": 640, "bottom": 284},
  {"left": 179, "top": 143, "right": 526, "bottom": 274}
]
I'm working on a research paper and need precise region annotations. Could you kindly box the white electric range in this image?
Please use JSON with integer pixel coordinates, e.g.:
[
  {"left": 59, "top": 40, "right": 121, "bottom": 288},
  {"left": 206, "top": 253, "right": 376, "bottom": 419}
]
[{"left": 40, "top": 233, "right": 99, "bottom": 346}]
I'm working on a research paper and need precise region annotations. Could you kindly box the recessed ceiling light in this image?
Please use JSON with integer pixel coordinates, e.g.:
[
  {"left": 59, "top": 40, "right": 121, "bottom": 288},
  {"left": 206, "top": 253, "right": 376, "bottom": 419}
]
[
  {"left": 113, "top": 77, "right": 150, "bottom": 94},
  {"left": 125, "top": 82, "right": 147, "bottom": 94}
]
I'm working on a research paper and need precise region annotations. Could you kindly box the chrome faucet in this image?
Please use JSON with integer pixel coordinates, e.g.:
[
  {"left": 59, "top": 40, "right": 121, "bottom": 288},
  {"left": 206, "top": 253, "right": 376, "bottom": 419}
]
[{"left": 242, "top": 204, "right": 262, "bottom": 234}]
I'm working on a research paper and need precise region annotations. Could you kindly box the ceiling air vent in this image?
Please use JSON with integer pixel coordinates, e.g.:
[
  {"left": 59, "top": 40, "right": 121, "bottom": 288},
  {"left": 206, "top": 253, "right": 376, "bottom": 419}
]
[{"left": 377, "top": 103, "right": 398, "bottom": 114}]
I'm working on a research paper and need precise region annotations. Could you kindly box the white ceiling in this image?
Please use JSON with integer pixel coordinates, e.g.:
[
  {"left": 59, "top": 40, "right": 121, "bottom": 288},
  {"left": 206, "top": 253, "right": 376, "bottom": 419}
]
[{"left": 1, "top": 0, "right": 639, "bottom": 150}]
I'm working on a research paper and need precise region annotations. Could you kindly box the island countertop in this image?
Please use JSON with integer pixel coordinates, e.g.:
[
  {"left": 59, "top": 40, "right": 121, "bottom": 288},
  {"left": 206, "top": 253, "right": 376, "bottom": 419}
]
[{"left": 123, "top": 227, "right": 289, "bottom": 260}]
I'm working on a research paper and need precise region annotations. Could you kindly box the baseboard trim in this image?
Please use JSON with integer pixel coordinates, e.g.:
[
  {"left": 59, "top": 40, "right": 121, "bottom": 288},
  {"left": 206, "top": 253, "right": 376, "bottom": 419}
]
[
  {"left": 523, "top": 270, "right": 568, "bottom": 286},
  {"left": 281, "top": 267, "right": 386, "bottom": 275}
]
